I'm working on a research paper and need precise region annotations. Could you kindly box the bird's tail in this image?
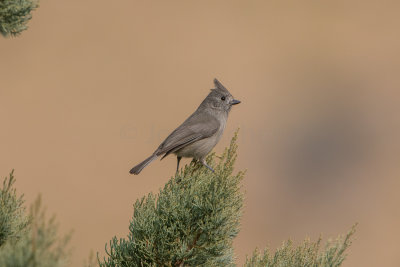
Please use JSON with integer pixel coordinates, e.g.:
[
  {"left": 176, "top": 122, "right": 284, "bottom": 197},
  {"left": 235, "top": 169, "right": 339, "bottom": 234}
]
[{"left": 129, "top": 154, "right": 158, "bottom": 175}]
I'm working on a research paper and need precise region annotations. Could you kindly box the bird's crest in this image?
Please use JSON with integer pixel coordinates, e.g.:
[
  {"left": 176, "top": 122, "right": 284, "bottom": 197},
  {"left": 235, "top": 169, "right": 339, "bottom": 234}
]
[{"left": 212, "top": 78, "right": 230, "bottom": 94}]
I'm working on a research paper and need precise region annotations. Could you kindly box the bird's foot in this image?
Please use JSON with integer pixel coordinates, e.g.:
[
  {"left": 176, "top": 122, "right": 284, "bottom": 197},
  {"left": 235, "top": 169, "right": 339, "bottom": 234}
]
[
  {"left": 201, "top": 159, "right": 215, "bottom": 173},
  {"left": 190, "top": 159, "right": 201, "bottom": 174}
]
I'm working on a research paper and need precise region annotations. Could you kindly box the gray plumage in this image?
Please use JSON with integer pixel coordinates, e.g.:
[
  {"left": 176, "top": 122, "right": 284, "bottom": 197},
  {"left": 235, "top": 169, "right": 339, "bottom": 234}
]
[{"left": 129, "top": 78, "right": 240, "bottom": 175}]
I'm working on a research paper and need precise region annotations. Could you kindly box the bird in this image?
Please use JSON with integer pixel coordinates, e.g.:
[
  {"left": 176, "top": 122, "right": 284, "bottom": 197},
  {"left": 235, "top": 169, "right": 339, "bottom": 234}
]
[{"left": 129, "top": 78, "right": 240, "bottom": 175}]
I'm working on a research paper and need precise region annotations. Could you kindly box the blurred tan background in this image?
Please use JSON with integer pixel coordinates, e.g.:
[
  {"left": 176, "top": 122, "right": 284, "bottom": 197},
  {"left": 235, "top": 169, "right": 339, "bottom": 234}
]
[{"left": 1, "top": 0, "right": 399, "bottom": 266}]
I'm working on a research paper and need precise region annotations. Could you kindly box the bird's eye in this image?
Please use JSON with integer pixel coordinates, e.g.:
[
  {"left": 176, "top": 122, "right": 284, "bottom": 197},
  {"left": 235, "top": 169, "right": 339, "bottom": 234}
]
[{"left": 221, "top": 96, "right": 226, "bottom": 101}]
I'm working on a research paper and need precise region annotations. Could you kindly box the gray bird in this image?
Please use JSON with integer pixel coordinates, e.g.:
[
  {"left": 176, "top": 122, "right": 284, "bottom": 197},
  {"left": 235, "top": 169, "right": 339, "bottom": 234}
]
[{"left": 129, "top": 79, "right": 240, "bottom": 175}]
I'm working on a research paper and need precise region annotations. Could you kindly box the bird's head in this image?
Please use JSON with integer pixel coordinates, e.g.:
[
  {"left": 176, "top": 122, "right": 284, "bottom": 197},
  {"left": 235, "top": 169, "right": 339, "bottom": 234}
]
[{"left": 201, "top": 79, "right": 240, "bottom": 113}]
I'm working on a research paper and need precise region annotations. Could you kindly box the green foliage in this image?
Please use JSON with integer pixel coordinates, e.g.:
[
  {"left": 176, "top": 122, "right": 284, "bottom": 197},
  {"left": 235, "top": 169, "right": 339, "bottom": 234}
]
[
  {"left": 244, "top": 225, "right": 357, "bottom": 267},
  {"left": 0, "top": 170, "right": 30, "bottom": 247},
  {"left": 98, "top": 132, "right": 356, "bottom": 267},
  {"left": 0, "top": 171, "right": 70, "bottom": 267},
  {"left": 0, "top": 0, "right": 38, "bottom": 37},
  {"left": 99, "top": 132, "right": 245, "bottom": 267}
]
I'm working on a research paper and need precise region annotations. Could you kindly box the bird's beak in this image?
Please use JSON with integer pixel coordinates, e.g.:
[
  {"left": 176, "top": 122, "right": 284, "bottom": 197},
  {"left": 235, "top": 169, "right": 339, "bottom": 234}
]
[{"left": 230, "top": 99, "right": 241, "bottom": 105}]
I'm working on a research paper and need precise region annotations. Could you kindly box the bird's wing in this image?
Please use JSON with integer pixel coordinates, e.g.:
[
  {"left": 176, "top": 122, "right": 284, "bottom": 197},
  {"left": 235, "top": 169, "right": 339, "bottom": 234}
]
[{"left": 155, "top": 111, "right": 220, "bottom": 158}]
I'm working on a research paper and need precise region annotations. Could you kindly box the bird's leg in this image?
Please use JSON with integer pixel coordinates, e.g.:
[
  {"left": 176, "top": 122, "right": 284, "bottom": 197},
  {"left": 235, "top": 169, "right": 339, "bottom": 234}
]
[
  {"left": 200, "top": 159, "right": 215, "bottom": 173},
  {"left": 176, "top": 156, "right": 182, "bottom": 174}
]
